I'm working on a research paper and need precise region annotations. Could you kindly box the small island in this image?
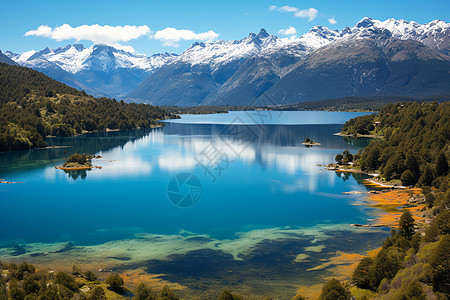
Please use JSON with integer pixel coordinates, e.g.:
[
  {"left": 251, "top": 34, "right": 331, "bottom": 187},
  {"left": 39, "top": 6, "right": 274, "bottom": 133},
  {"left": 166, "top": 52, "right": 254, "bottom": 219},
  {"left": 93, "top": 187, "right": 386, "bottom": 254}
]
[
  {"left": 301, "top": 137, "right": 321, "bottom": 146},
  {"left": 55, "top": 153, "right": 101, "bottom": 170}
]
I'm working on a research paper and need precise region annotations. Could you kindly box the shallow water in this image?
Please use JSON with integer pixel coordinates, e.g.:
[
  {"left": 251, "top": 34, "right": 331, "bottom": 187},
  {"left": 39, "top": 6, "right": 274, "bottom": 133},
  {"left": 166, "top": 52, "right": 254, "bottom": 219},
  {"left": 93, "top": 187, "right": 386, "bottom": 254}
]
[{"left": 0, "top": 111, "right": 388, "bottom": 298}]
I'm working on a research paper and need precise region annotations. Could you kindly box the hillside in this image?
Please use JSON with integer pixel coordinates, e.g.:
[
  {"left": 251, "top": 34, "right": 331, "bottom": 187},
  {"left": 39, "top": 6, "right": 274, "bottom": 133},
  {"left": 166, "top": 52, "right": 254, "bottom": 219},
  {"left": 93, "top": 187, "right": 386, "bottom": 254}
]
[
  {"left": 336, "top": 102, "right": 450, "bottom": 299},
  {"left": 262, "top": 38, "right": 450, "bottom": 104},
  {"left": 0, "top": 63, "right": 174, "bottom": 151}
]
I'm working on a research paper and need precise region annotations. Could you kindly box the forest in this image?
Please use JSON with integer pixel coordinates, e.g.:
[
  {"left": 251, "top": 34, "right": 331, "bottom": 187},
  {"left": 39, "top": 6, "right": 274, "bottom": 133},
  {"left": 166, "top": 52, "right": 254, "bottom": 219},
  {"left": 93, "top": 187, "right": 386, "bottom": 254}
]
[
  {"left": 273, "top": 96, "right": 449, "bottom": 112},
  {"left": 342, "top": 102, "right": 449, "bottom": 187},
  {"left": 0, "top": 63, "right": 176, "bottom": 152},
  {"left": 336, "top": 101, "right": 449, "bottom": 299}
]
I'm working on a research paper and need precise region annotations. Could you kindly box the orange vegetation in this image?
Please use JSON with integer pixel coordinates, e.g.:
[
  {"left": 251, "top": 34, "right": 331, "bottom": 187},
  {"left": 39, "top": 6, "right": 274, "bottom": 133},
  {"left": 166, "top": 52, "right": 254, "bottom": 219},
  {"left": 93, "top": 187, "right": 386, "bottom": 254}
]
[
  {"left": 119, "top": 268, "right": 186, "bottom": 292},
  {"left": 295, "top": 249, "right": 375, "bottom": 299},
  {"left": 366, "top": 188, "right": 425, "bottom": 227}
]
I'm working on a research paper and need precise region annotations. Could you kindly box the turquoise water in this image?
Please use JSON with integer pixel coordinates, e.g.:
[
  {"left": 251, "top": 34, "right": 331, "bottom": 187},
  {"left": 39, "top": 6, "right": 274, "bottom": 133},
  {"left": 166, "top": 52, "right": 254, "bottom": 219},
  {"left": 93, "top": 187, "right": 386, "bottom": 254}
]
[{"left": 0, "top": 111, "right": 387, "bottom": 297}]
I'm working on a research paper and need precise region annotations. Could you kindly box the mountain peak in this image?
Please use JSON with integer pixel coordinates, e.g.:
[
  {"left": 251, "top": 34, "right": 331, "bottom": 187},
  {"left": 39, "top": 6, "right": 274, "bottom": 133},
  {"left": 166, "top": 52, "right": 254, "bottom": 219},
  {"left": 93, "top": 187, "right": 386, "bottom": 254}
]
[
  {"left": 257, "top": 28, "right": 269, "bottom": 39},
  {"left": 73, "top": 44, "right": 85, "bottom": 51},
  {"left": 355, "top": 17, "right": 375, "bottom": 28}
]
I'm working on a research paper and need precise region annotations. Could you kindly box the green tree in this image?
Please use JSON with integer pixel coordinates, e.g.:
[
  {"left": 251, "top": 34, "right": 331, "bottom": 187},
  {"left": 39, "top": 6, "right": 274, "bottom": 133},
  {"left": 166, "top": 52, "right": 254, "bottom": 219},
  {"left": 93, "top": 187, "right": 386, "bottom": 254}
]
[
  {"left": 352, "top": 257, "right": 373, "bottom": 289},
  {"left": 425, "top": 193, "right": 435, "bottom": 208},
  {"left": 318, "top": 279, "right": 351, "bottom": 300},
  {"left": 54, "top": 271, "right": 79, "bottom": 292},
  {"left": 429, "top": 235, "right": 450, "bottom": 295},
  {"left": 370, "top": 249, "right": 403, "bottom": 290},
  {"left": 105, "top": 274, "right": 125, "bottom": 293},
  {"left": 133, "top": 283, "right": 156, "bottom": 300},
  {"left": 399, "top": 211, "right": 415, "bottom": 240},
  {"left": 418, "top": 165, "right": 434, "bottom": 186},
  {"left": 158, "top": 284, "right": 178, "bottom": 300},
  {"left": 392, "top": 280, "right": 426, "bottom": 300},
  {"left": 435, "top": 150, "right": 448, "bottom": 177},
  {"left": 83, "top": 271, "right": 97, "bottom": 281},
  {"left": 88, "top": 286, "right": 107, "bottom": 300},
  {"left": 335, "top": 154, "right": 343, "bottom": 164},
  {"left": 400, "top": 170, "right": 416, "bottom": 186}
]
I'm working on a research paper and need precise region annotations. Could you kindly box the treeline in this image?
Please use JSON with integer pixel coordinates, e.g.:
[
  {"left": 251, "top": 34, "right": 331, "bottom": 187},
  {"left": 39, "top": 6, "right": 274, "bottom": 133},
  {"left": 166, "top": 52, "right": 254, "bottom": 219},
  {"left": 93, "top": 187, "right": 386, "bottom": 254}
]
[
  {"left": 343, "top": 102, "right": 449, "bottom": 187},
  {"left": 336, "top": 101, "right": 450, "bottom": 299},
  {"left": 0, "top": 261, "right": 280, "bottom": 300},
  {"left": 161, "top": 105, "right": 253, "bottom": 115},
  {"left": 274, "top": 96, "right": 449, "bottom": 112},
  {"left": 0, "top": 63, "right": 175, "bottom": 152},
  {"left": 351, "top": 195, "right": 449, "bottom": 299}
]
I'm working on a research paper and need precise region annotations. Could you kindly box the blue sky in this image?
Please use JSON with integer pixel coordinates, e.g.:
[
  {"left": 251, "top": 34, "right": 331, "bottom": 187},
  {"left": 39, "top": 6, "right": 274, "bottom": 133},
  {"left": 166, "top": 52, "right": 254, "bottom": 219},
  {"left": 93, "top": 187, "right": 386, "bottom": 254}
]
[{"left": 2, "top": 0, "right": 449, "bottom": 56}]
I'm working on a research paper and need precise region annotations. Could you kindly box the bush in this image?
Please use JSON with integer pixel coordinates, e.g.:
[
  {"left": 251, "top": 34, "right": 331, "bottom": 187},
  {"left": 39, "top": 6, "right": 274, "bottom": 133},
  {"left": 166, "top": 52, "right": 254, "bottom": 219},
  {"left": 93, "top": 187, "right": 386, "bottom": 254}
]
[
  {"left": 428, "top": 235, "right": 450, "bottom": 295},
  {"left": 159, "top": 284, "right": 179, "bottom": 300},
  {"left": 133, "top": 283, "right": 156, "bottom": 300},
  {"left": 217, "top": 289, "right": 244, "bottom": 300},
  {"left": 88, "top": 286, "right": 107, "bottom": 300},
  {"left": 399, "top": 211, "right": 415, "bottom": 240},
  {"left": 84, "top": 271, "right": 97, "bottom": 281},
  {"left": 105, "top": 274, "right": 125, "bottom": 293},
  {"left": 318, "top": 278, "right": 351, "bottom": 300},
  {"left": 54, "top": 271, "right": 79, "bottom": 292},
  {"left": 352, "top": 257, "right": 373, "bottom": 289}
]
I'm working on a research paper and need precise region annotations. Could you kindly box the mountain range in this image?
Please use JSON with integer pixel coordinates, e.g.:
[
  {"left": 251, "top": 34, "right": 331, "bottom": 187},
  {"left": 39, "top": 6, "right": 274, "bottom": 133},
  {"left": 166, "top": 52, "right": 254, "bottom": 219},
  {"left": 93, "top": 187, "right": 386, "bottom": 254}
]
[{"left": 4, "top": 17, "right": 450, "bottom": 105}]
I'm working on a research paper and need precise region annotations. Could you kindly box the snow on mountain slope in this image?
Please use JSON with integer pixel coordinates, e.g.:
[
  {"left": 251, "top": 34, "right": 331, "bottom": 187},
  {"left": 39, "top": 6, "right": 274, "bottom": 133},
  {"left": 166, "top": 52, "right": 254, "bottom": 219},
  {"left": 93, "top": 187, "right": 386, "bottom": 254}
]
[{"left": 6, "top": 44, "right": 178, "bottom": 74}]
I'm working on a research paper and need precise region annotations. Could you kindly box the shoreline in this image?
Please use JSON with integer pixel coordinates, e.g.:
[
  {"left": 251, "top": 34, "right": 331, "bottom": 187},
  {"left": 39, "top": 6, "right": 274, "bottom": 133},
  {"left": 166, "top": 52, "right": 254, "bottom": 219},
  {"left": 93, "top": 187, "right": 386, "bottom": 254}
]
[
  {"left": 55, "top": 165, "right": 102, "bottom": 170},
  {"left": 333, "top": 132, "right": 383, "bottom": 139}
]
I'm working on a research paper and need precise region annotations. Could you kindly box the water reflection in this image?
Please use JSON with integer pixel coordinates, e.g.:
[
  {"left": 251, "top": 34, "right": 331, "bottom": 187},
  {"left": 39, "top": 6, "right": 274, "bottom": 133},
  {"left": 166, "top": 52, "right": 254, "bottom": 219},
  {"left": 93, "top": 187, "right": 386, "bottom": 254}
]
[{"left": 63, "top": 169, "right": 90, "bottom": 180}]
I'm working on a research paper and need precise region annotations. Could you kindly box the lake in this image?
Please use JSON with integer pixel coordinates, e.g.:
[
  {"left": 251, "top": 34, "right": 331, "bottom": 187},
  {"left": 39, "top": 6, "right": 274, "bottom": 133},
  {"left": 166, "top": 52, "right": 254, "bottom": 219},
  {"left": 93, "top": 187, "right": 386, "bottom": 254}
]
[{"left": 0, "top": 111, "right": 389, "bottom": 298}]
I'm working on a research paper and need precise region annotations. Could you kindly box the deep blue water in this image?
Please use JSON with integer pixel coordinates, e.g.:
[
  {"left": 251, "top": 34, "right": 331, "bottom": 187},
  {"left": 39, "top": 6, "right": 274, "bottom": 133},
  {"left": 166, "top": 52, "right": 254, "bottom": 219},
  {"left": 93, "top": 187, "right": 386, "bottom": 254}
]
[
  {"left": 0, "top": 111, "right": 377, "bottom": 245},
  {"left": 0, "top": 111, "right": 391, "bottom": 297}
]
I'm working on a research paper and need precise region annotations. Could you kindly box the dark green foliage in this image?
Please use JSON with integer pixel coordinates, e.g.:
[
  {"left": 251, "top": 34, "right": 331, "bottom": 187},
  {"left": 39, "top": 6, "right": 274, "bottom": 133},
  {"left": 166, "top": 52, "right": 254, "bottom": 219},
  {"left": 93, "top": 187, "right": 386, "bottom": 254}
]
[
  {"left": 399, "top": 211, "right": 415, "bottom": 240},
  {"left": 54, "top": 271, "right": 79, "bottom": 293},
  {"left": 9, "top": 279, "right": 26, "bottom": 300},
  {"left": 400, "top": 169, "right": 416, "bottom": 186},
  {"left": 88, "top": 286, "right": 107, "bottom": 300},
  {"left": 83, "top": 271, "right": 97, "bottom": 281},
  {"left": 58, "top": 285, "right": 74, "bottom": 299},
  {"left": 370, "top": 249, "right": 403, "bottom": 290},
  {"left": 318, "top": 278, "right": 351, "bottom": 300},
  {"left": 335, "top": 154, "right": 343, "bottom": 164},
  {"left": 216, "top": 290, "right": 244, "bottom": 300},
  {"left": 435, "top": 150, "right": 449, "bottom": 177},
  {"left": 158, "top": 284, "right": 179, "bottom": 300},
  {"left": 425, "top": 193, "right": 436, "bottom": 208},
  {"left": 105, "top": 274, "right": 125, "bottom": 293},
  {"left": 392, "top": 280, "right": 426, "bottom": 300},
  {"left": 133, "top": 283, "right": 157, "bottom": 300},
  {"left": 71, "top": 265, "right": 82, "bottom": 276},
  {"left": 0, "top": 63, "right": 174, "bottom": 152},
  {"left": 63, "top": 153, "right": 92, "bottom": 167},
  {"left": 342, "top": 102, "right": 449, "bottom": 185},
  {"left": 418, "top": 165, "right": 434, "bottom": 186},
  {"left": 23, "top": 277, "right": 40, "bottom": 295},
  {"left": 0, "top": 277, "right": 7, "bottom": 300},
  {"left": 428, "top": 235, "right": 450, "bottom": 295},
  {"left": 352, "top": 257, "right": 373, "bottom": 289}
]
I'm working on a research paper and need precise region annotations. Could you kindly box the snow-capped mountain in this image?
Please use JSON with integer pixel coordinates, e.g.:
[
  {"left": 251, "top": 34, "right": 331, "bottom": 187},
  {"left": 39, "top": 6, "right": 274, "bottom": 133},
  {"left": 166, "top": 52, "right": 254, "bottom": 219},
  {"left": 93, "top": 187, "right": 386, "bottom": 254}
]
[
  {"left": 128, "top": 17, "right": 449, "bottom": 105},
  {"left": 5, "top": 17, "right": 449, "bottom": 104},
  {"left": 5, "top": 44, "right": 178, "bottom": 98}
]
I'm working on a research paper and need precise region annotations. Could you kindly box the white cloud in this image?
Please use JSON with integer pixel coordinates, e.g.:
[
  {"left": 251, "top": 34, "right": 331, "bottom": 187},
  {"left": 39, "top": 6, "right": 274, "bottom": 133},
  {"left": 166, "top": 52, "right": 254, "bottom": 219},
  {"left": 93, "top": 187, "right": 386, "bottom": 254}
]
[
  {"left": 25, "top": 24, "right": 151, "bottom": 45},
  {"left": 153, "top": 27, "right": 219, "bottom": 47},
  {"left": 328, "top": 17, "right": 337, "bottom": 24},
  {"left": 269, "top": 5, "right": 319, "bottom": 22},
  {"left": 278, "top": 26, "right": 297, "bottom": 36},
  {"left": 294, "top": 8, "right": 319, "bottom": 21},
  {"left": 278, "top": 5, "right": 298, "bottom": 12}
]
